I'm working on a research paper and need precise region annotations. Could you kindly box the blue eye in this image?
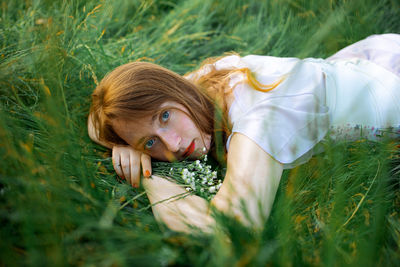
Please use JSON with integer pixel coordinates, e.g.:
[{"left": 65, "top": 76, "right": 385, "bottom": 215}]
[
  {"left": 145, "top": 138, "right": 155, "bottom": 149},
  {"left": 161, "top": 111, "right": 169, "bottom": 122}
]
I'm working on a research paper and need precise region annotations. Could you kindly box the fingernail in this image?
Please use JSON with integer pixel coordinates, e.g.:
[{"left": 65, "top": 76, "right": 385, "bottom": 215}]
[{"left": 144, "top": 170, "right": 151, "bottom": 178}]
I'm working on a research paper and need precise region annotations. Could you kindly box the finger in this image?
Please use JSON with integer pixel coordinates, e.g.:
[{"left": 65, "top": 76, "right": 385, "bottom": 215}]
[
  {"left": 130, "top": 151, "right": 141, "bottom": 188},
  {"left": 141, "top": 153, "right": 152, "bottom": 178},
  {"left": 112, "top": 149, "right": 124, "bottom": 180},
  {"left": 120, "top": 155, "right": 131, "bottom": 185}
]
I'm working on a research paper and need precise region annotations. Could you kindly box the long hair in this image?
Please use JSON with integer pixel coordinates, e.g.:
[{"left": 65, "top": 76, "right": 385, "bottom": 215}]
[
  {"left": 90, "top": 56, "right": 283, "bottom": 161},
  {"left": 188, "top": 54, "right": 284, "bottom": 105},
  {"left": 90, "top": 61, "right": 216, "bottom": 147}
]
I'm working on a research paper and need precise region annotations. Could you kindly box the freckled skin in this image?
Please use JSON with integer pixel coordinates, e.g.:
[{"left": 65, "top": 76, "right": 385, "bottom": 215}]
[{"left": 112, "top": 101, "right": 212, "bottom": 162}]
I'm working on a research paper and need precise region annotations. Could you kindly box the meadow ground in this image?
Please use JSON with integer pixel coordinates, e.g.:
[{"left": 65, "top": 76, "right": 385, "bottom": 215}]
[{"left": 1, "top": 0, "right": 400, "bottom": 266}]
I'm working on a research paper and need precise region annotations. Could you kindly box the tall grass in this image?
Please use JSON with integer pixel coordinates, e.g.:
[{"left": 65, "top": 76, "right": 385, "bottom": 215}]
[{"left": 1, "top": 0, "right": 399, "bottom": 266}]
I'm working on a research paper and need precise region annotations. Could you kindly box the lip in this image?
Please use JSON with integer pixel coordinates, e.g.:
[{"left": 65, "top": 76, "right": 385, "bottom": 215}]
[{"left": 182, "top": 141, "right": 195, "bottom": 158}]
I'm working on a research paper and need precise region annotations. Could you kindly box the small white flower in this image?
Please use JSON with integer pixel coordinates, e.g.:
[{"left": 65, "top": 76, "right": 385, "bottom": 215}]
[
  {"left": 200, "top": 188, "right": 204, "bottom": 193},
  {"left": 185, "top": 187, "right": 192, "bottom": 192},
  {"left": 208, "top": 186, "right": 216, "bottom": 193}
]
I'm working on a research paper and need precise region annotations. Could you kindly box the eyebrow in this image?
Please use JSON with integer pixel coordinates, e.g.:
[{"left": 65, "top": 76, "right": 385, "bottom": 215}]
[{"left": 134, "top": 112, "right": 160, "bottom": 148}]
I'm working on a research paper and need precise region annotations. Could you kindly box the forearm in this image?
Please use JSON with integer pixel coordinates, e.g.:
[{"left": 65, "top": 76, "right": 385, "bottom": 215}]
[
  {"left": 211, "top": 133, "right": 283, "bottom": 229},
  {"left": 142, "top": 175, "right": 215, "bottom": 233},
  {"left": 141, "top": 133, "right": 283, "bottom": 233},
  {"left": 211, "top": 169, "right": 280, "bottom": 229}
]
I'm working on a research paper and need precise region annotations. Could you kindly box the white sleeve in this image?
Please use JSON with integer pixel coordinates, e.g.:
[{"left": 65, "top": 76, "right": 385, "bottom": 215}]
[{"left": 227, "top": 59, "right": 330, "bottom": 166}]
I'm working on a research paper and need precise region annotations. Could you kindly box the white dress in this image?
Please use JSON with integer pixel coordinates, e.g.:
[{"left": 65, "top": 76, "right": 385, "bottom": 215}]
[{"left": 188, "top": 34, "right": 400, "bottom": 169}]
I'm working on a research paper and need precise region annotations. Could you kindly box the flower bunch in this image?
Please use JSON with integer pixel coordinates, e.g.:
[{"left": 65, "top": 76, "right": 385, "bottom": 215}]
[{"left": 152, "top": 155, "right": 224, "bottom": 200}]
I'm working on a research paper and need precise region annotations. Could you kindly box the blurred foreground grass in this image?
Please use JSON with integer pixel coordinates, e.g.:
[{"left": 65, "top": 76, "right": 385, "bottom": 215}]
[{"left": 1, "top": 0, "right": 400, "bottom": 266}]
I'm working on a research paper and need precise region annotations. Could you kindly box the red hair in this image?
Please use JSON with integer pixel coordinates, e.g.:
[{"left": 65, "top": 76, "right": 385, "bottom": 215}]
[{"left": 90, "top": 55, "right": 283, "bottom": 161}]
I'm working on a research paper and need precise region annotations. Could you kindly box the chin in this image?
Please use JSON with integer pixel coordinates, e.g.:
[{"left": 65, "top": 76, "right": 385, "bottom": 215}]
[
  {"left": 191, "top": 147, "right": 209, "bottom": 160},
  {"left": 189, "top": 154, "right": 202, "bottom": 160}
]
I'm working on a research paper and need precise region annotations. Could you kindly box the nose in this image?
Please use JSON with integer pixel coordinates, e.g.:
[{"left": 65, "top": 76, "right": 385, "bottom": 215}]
[{"left": 157, "top": 129, "right": 181, "bottom": 153}]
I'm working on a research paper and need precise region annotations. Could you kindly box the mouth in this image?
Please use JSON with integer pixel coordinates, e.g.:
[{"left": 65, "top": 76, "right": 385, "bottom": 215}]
[{"left": 182, "top": 140, "right": 195, "bottom": 158}]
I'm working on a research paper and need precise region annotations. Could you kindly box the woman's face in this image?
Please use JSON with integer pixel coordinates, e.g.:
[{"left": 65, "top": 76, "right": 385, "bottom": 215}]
[{"left": 112, "top": 101, "right": 212, "bottom": 161}]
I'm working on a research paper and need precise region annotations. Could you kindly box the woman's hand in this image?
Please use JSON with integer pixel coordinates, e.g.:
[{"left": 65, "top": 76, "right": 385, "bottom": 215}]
[
  {"left": 112, "top": 145, "right": 152, "bottom": 187},
  {"left": 142, "top": 175, "right": 215, "bottom": 233},
  {"left": 140, "top": 133, "right": 283, "bottom": 233}
]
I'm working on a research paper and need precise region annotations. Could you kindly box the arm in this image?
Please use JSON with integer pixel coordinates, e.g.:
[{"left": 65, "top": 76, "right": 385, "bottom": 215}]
[
  {"left": 142, "top": 175, "right": 215, "bottom": 233},
  {"left": 211, "top": 133, "right": 283, "bottom": 229},
  {"left": 142, "top": 133, "right": 283, "bottom": 232}
]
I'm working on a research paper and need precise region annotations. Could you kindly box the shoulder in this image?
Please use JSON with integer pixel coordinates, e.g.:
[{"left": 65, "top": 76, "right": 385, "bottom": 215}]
[
  {"left": 217, "top": 54, "right": 302, "bottom": 72},
  {"left": 184, "top": 55, "right": 244, "bottom": 81},
  {"left": 185, "top": 54, "right": 303, "bottom": 82}
]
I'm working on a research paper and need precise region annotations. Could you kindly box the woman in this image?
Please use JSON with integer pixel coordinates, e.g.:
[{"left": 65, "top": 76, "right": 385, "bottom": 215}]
[{"left": 88, "top": 34, "right": 400, "bottom": 233}]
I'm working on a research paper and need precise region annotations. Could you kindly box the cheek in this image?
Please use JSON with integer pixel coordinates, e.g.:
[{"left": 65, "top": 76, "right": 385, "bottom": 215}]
[
  {"left": 150, "top": 149, "right": 177, "bottom": 162},
  {"left": 177, "top": 115, "right": 198, "bottom": 134}
]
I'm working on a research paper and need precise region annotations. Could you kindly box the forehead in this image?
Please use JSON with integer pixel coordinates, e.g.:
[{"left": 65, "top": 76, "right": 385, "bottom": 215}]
[
  {"left": 112, "top": 115, "right": 153, "bottom": 147},
  {"left": 112, "top": 101, "right": 188, "bottom": 148},
  {"left": 111, "top": 101, "right": 184, "bottom": 147}
]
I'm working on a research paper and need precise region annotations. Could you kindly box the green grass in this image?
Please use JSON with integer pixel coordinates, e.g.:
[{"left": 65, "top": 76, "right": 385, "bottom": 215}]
[{"left": 1, "top": 0, "right": 400, "bottom": 266}]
